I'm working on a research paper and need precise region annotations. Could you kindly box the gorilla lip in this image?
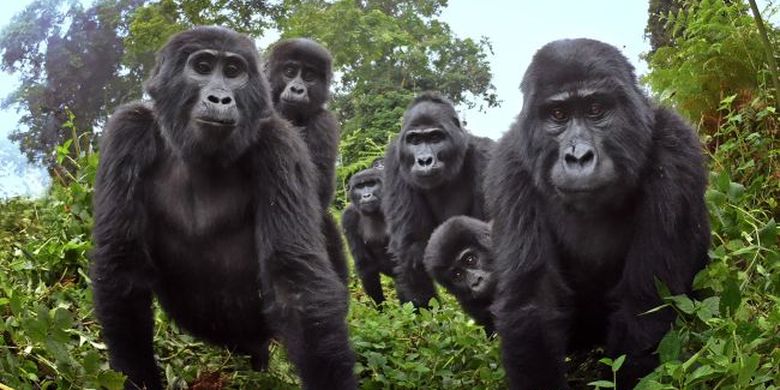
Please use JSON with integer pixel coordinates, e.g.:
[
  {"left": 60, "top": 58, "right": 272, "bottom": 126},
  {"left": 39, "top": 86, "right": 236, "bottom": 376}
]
[{"left": 196, "top": 117, "right": 236, "bottom": 127}]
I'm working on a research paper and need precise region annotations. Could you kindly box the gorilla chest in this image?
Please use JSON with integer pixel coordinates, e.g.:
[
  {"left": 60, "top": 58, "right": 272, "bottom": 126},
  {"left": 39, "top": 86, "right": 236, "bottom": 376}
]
[
  {"left": 553, "top": 213, "right": 632, "bottom": 285},
  {"left": 145, "top": 158, "right": 256, "bottom": 274}
]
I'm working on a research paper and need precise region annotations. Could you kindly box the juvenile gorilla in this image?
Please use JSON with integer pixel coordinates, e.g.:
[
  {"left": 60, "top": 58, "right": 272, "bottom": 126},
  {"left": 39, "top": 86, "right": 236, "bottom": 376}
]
[
  {"left": 91, "top": 27, "right": 355, "bottom": 390},
  {"left": 341, "top": 164, "right": 395, "bottom": 305},
  {"left": 383, "top": 92, "right": 495, "bottom": 308},
  {"left": 266, "top": 38, "right": 348, "bottom": 283},
  {"left": 486, "top": 39, "right": 710, "bottom": 388},
  {"left": 424, "top": 216, "right": 495, "bottom": 335}
]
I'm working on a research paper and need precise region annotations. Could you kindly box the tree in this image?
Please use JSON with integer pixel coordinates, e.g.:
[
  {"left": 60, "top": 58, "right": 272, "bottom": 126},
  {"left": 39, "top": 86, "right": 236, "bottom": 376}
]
[{"left": 0, "top": 0, "right": 144, "bottom": 170}]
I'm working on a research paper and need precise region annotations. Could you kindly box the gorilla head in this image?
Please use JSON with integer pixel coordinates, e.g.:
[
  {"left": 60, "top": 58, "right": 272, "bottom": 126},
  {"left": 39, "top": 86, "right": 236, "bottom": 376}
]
[
  {"left": 144, "top": 26, "right": 271, "bottom": 161},
  {"left": 266, "top": 38, "right": 333, "bottom": 121},
  {"left": 425, "top": 216, "right": 494, "bottom": 301},
  {"left": 518, "top": 39, "right": 653, "bottom": 213},
  {"left": 348, "top": 165, "right": 383, "bottom": 215},
  {"left": 397, "top": 92, "right": 467, "bottom": 190}
]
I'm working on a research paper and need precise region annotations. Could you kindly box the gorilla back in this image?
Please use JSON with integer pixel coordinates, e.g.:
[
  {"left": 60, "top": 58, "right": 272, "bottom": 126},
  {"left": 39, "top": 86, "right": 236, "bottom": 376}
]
[
  {"left": 486, "top": 39, "right": 709, "bottom": 389},
  {"left": 91, "top": 26, "right": 355, "bottom": 390}
]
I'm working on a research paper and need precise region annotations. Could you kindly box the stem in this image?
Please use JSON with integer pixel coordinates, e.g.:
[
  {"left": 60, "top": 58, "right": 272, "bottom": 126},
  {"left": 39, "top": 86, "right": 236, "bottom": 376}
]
[{"left": 747, "top": 0, "right": 780, "bottom": 110}]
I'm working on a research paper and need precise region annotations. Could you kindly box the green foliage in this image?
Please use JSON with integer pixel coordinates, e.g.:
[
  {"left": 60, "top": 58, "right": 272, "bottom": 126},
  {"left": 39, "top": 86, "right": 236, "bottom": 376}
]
[
  {"left": 643, "top": 0, "right": 778, "bottom": 125},
  {"left": 350, "top": 294, "right": 503, "bottom": 389},
  {"left": 636, "top": 171, "right": 779, "bottom": 389}
]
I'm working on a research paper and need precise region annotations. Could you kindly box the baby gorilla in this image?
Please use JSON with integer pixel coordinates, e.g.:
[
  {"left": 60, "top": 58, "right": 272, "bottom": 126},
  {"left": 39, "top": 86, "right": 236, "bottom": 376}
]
[
  {"left": 341, "top": 163, "right": 395, "bottom": 305},
  {"left": 424, "top": 216, "right": 495, "bottom": 335}
]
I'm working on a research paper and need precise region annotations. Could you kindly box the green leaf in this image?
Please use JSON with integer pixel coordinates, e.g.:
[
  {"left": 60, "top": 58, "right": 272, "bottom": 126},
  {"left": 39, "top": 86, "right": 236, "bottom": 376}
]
[
  {"left": 719, "top": 276, "right": 741, "bottom": 316},
  {"left": 657, "top": 330, "right": 682, "bottom": 363},
  {"left": 588, "top": 380, "right": 615, "bottom": 388}
]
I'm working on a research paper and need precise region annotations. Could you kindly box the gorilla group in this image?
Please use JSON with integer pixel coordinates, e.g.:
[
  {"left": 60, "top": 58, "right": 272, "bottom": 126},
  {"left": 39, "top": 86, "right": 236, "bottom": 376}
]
[
  {"left": 486, "top": 39, "right": 710, "bottom": 388},
  {"left": 91, "top": 27, "right": 355, "bottom": 389},
  {"left": 382, "top": 92, "right": 495, "bottom": 308},
  {"left": 92, "top": 25, "right": 710, "bottom": 389}
]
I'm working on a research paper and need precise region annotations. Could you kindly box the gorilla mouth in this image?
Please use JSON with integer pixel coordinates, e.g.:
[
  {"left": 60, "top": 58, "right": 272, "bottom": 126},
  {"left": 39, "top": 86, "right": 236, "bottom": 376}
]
[
  {"left": 555, "top": 185, "right": 600, "bottom": 194},
  {"left": 281, "top": 97, "right": 309, "bottom": 106},
  {"left": 196, "top": 117, "right": 237, "bottom": 127}
]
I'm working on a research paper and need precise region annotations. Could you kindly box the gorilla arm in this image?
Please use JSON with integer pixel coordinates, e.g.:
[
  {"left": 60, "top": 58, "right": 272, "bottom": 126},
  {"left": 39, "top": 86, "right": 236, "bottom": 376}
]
[
  {"left": 606, "top": 107, "right": 710, "bottom": 382},
  {"left": 90, "top": 102, "right": 162, "bottom": 389},
  {"left": 485, "top": 137, "right": 569, "bottom": 390},
  {"left": 250, "top": 116, "right": 356, "bottom": 388}
]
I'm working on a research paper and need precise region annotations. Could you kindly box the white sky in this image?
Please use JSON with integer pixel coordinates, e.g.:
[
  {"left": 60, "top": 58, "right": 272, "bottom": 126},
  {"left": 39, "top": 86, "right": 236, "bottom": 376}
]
[{"left": 0, "top": 1, "right": 776, "bottom": 196}]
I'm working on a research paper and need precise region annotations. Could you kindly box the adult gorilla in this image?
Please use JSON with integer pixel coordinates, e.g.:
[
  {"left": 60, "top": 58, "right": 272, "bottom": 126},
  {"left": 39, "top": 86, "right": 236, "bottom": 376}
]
[
  {"left": 486, "top": 39, "right": 709, "bottom": 388},
  {"left": 266, "top": 38, "right": 348, "bottom": 282},
  {"left": 91, "top": 27, "right": 355, "bottom": 390},
  {"left": 424, "top": 216, "right": 495, "bottom": 335},
  {"left": 341, "top": 163, "right": 395, "bottom": 305},
  {"left": 383, "top": 92, "right": 495, "bottom": 308}
]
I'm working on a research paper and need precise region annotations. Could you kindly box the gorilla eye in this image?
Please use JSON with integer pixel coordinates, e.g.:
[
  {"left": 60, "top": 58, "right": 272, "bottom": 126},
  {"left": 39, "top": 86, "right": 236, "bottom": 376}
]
[
  {"left": 429, "top": 132, "right": 446, "bottom": 143},
  {"left": 453, "top": 269, "right": 463, "bottom": 280},
  {"left": 550, "top": 107, "right": 569, "bottom": 122},
  {"left": 406, "top": 133, "right": 422, "bottom": 145},
  {"left": 463, "top": 254, "right": 476, "bottom": 266},
  {"left": 195, "top": 61, "right": 213, "bottom": 75},
  {"left": 587, "top": 102, "right": 605, "bottom": 118},
  {"left": 283, "top": 66, "right": 297, "bottom": 78},
  {"left": 224, "top": 63, "right": 243, "bottom": 78},
  {"left": 302, "top": 69, "right": 317, "bottom": 82}
]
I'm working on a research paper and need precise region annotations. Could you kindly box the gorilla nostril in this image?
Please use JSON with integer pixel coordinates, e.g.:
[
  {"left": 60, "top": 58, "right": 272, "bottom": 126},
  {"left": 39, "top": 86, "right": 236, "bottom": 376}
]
[
  {"left": 418, "top": 157, "right": 433, "bottom": 166},
  {"left": 580, "top": 150, "right": 594, "bottom": 164},
  {"left": 221, "top": 97, "right": 232, "bottom": 104},
  {"left": 207, "top": 95, "right": 220, "bottom": 103}
]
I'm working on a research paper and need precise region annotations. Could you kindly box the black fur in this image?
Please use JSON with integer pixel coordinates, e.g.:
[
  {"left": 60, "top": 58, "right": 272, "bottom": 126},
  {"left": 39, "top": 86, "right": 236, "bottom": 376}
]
[
  {"left": 383, "top": 92, "right": 495, "bottom": 308},
  {"left": 91, "top": 26, "right": 355, "bottom": 390},
  {"left": 486, "top": 39, "right": 710, "bottom": 388},
  {"left": 266, "top": 38, "right": 348, "bottom": 283},
  {"left": 424, "top": 216, "right": 495, "bottom": 335},
  {"left": 341, "top": 166, "right": 395, "bottom": 305}
]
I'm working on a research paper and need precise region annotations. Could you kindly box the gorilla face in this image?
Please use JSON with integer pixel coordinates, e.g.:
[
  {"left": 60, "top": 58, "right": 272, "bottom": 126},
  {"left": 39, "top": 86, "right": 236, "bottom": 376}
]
[
  {"left": 350, "top": 174, "right": 382, "bottom": 214},
  {"left": 184, "top": 49, "right": 249, "bottom": 145},
  {"left": 144, "top": 26, "right": 271, "bottom": 161},
  {"left": 399, "top": 101, "right": 466, "bottom": 190},
  {"left": 540, "top": 90, "right": 619, "bottom": 208},
  {"left": 450, "top": 247, "right": 495, "bottom": 299},
  {"left": 267, "top": 38, "right": 332, "bottom": 120}
]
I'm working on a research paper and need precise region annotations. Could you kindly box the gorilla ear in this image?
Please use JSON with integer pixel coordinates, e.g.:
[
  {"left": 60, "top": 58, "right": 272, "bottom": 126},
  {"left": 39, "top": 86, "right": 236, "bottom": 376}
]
[
  {"left": 453, "top": 116, "right": 462, "bottom": 129},
  {"left": 143, "top": 54, "right": 166, "bottom": 98}
]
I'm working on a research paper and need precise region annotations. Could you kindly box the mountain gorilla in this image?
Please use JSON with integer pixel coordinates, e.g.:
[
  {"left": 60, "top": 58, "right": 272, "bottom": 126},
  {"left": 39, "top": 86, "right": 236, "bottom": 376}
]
[
  {"left": 424, "top": 216, "right": 495, "bottom": 335},
  {"left": 341, "top": 163, "right": 395, "bottom": 305},
  {"left": 266, "top": 38, "right": 348, "bottom": 283},
  {"left": 91, "top": 27, "right": 355, "bottom": 390},
  {"left": 383, "top": 92, "right": 495, "bottom": 308},
  {"left": 486, "top": 39, "right": 710, "bottom": 388}
]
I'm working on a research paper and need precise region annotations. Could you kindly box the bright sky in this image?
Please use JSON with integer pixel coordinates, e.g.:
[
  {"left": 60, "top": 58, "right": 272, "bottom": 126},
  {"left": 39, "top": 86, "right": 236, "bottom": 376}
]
[{"left": 0, "top": 1, "right": 776, "bottom": 196}]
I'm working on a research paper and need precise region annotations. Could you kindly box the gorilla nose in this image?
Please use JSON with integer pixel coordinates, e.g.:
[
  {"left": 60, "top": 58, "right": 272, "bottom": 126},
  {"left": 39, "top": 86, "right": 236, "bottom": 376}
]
[
  {"left": 361, "top": 193, "right": 373, "bottom": 200},
  {"left": 417, "top": 156, "right": 434, "bottom": 167},
  {"left": 564, "top": 144, "right": 596, "bottom": 173},
  {"left": 207, "top": 94, "right": 233, "bottom": 105},
  {"left": 290, "top": 85, "right": 305, "bottom": 95},
  {"left": 471, "top": 276, "right": 483, "bottom": 288}
]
